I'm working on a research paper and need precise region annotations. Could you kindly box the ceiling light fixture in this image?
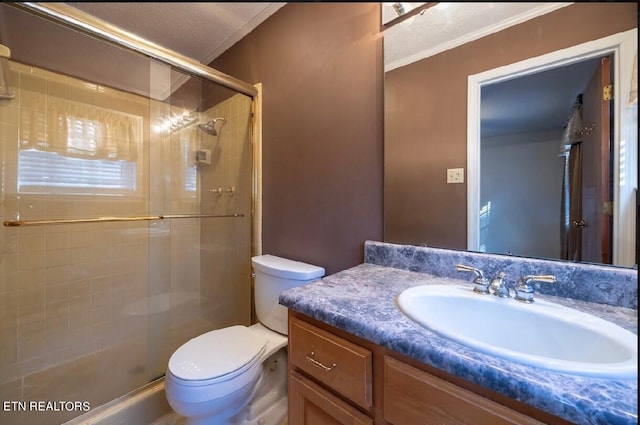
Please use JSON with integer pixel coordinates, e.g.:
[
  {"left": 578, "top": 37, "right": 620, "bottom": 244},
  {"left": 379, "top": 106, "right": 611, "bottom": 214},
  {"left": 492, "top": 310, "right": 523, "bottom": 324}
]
[{"left": 392, "top": 3, "right": 406, "bottom": 17}]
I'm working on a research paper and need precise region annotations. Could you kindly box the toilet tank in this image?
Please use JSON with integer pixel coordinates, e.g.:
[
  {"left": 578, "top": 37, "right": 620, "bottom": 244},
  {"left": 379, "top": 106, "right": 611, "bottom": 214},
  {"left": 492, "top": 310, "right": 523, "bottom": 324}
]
[{"left": 251, "top": 255, "right": 325, "bottom": 335}]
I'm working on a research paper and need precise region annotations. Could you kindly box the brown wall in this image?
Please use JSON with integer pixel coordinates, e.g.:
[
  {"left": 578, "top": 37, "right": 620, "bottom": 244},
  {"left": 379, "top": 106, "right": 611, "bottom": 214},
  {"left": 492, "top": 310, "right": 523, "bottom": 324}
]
[
  {"left": 210, "top": 3, "right": 384, "bottom": 275},
  {"left": 384, "top": 2, "right": 637, "bottom": 249}
]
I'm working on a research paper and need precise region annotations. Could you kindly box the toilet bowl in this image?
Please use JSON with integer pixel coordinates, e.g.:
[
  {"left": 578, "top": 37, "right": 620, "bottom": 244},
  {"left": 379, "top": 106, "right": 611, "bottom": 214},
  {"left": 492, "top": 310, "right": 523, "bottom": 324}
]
[{"left": 165, "top": 255, "right": 324, "bottom": 425}]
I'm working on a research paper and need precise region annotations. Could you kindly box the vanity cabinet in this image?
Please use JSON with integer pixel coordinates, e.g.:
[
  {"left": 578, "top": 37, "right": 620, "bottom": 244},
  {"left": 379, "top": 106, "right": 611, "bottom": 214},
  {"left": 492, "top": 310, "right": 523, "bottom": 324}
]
[
  {"left": 383, "top": 356, "right": 543, "bottom": 425},
  {"left": 288, "top": 312, "right": 564, "bottom": 425}
]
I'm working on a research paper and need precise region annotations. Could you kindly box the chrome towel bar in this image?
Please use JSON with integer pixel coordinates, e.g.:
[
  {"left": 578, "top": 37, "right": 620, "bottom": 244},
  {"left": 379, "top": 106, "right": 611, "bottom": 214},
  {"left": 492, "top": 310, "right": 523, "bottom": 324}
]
[{"left": 3, "top": 213, "right": 244, "bottom": 227}]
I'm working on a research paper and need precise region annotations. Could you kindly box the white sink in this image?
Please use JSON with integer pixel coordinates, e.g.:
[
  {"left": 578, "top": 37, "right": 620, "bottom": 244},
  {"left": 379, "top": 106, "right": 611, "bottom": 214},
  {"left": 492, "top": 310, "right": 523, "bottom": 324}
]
[{"left": 397, "top": 284, "right": 638, "bottom": 379}]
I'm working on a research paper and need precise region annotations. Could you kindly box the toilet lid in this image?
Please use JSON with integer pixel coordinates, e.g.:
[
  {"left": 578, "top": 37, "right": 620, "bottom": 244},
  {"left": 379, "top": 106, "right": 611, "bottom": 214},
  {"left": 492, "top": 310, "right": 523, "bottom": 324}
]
[{"left": 168, "top": 325, "right": 266, "bottom": 381}]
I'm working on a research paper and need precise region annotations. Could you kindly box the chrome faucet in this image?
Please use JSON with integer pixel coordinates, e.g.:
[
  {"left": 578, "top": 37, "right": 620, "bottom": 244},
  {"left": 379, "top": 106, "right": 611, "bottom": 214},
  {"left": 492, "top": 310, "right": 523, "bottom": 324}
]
[
  {"left": 514, "top": 275, "right": 557, "bottom": 303},
  {"left": 457, "top": 265, "right": 557, "bottom": 304},
  {"left": 489, "top": 271, "right": 510, "bottom": 298},
  {"left": 455, "top": 264, "right": 490, "bottom": 294}
]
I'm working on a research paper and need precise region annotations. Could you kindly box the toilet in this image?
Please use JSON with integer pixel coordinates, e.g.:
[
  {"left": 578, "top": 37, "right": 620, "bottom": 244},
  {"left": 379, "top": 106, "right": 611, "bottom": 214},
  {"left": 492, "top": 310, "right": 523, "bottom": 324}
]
[{"left": 164, "top": 254, "right": 325, "bottom": 425}]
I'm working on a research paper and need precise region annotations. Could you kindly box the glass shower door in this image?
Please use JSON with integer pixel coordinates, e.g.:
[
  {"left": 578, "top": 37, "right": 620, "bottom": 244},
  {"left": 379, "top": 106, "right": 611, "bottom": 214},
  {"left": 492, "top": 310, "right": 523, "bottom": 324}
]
[
  {"left": 145, "top": 61, "right": 254, "bottom": 381},
  {"left": 0, "top": 5, "right": 255, "bottom": 424}
]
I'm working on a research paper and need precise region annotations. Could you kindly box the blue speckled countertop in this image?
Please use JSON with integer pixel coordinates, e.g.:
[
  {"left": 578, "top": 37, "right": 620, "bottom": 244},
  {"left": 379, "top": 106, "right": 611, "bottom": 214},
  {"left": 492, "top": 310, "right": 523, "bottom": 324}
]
[{"left": 279, "top": 245, "right": 638, "bottom": 425}]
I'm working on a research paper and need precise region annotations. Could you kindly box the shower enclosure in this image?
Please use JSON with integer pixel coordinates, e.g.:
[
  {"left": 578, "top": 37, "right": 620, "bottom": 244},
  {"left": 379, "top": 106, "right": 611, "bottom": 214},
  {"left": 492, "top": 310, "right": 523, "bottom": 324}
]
[{"left": 0, "top": 4, "right": 258, "bottom": 424}]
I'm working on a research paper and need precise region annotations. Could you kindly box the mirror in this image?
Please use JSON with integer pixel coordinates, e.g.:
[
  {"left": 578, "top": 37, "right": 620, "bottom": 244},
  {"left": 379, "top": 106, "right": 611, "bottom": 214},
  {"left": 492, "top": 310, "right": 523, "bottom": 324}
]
[
  {"left": 476, "top": 57, "right": 604, "bottom": 263},
  {"left": 383, "top": 2, "right": 638, "bottom": 267}
]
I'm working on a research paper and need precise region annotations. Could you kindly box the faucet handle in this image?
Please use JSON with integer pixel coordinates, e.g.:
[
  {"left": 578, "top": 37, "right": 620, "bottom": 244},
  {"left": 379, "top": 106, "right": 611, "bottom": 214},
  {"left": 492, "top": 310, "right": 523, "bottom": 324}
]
[
  {"left": 455, "top": 264, "right": 490, "bottom": 294},
  {"left": 514, "top": 275, "right": 557, "bottom": 303}
]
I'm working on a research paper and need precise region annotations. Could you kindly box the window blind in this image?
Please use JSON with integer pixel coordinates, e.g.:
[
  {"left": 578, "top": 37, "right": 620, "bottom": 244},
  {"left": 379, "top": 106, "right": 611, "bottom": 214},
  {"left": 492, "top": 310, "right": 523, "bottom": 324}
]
[{"left": 18, "top": 148, "right": 137, "bottom": 195}]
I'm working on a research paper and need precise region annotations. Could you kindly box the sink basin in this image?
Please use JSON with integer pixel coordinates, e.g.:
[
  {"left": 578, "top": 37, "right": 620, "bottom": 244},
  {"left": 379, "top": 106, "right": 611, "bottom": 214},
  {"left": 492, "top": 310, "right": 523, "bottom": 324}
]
[{"left": 397, "top": 284, "right": 638, "bottom": 379}]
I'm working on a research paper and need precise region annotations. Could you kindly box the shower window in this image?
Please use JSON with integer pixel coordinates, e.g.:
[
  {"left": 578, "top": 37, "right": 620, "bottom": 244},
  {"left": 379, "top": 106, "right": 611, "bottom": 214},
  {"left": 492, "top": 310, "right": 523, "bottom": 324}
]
[
  {"left": 11, "top": 70, "right": 145, "bottom": 196},
  {"left": 17, "top": 149, "right": 137, "bottom": 194}
]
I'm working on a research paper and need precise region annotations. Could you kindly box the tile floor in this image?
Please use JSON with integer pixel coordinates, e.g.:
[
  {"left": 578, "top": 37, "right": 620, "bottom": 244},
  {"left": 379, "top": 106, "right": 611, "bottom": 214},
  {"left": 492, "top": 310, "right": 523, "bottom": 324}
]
[
  {"left": 148, "top": 412, "right": 186, "bottom": 425},
  {"left": 149, "top": 412, "right": 289, "bottom": 425},
  {"left": 149, "top": 411, "right": 288, "bottom": 425}
]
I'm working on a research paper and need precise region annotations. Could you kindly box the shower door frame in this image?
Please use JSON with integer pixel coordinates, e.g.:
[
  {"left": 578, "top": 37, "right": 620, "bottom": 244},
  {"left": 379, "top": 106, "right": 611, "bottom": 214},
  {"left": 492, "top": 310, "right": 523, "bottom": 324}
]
[{"left": 9, "top": 3, "right": 258, "bottom": 98}]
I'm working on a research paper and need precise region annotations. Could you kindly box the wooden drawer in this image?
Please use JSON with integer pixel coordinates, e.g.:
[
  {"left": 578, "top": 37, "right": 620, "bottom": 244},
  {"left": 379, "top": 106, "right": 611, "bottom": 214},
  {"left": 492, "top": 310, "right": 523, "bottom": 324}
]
[
  {"left": 289, "top": 370, "right": 373, "bottom": 425},
  {"left": 289, "top": 316, "right": 373, "bottom": 409},
  {"left": 383, "top": 356, "right": 545, "bottom": 425}
]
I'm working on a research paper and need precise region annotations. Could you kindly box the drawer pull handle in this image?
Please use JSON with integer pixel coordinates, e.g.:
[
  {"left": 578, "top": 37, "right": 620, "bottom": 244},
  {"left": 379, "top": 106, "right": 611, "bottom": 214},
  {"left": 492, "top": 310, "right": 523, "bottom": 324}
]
[{"left": 306, "top": 352, "right": 336, "bottom": 371}]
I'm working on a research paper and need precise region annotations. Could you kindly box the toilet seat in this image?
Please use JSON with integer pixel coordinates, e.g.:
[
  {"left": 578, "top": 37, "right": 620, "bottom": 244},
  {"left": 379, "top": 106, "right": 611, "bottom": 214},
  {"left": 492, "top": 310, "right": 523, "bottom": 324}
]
[{"left": 168, "top": 325, "right": 266, "bottom": 386}]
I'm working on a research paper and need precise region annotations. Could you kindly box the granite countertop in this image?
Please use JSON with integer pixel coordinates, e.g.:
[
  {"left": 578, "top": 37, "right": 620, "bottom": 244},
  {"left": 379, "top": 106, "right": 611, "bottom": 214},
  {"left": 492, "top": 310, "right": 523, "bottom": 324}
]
[{"left": 279, "top": 263, "right": 638, "bottom": 425}]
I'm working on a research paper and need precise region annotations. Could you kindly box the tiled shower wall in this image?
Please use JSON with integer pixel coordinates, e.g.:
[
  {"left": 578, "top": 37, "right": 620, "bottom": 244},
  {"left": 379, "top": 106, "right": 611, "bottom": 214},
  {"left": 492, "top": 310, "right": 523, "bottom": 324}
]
[
  {"left": 199, "top": 94, "right": 253, "bottom": 330},
  {"left": 0, "top": 61, "right": 253, "bottom": 424}
]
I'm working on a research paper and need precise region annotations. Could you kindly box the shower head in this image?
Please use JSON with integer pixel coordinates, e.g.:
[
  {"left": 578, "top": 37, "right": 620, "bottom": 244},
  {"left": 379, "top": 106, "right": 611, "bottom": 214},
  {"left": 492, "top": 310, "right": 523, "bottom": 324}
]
[
  {"left": 198, "top": 118, "right": 226, "bottom": 136},
  {"left": 198, "top": 121, "right": 217, "bottom": 136}
]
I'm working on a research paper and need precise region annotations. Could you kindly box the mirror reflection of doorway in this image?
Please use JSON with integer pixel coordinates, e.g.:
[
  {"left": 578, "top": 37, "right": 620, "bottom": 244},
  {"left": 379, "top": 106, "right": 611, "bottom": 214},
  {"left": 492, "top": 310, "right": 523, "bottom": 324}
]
[{"left": 480, "top": 55, "right": 613, "bottom": 263}]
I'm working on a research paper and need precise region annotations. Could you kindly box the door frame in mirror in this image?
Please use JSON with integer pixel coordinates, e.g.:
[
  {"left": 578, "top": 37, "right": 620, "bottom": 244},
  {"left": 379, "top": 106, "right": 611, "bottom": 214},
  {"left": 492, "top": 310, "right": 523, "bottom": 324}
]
[{"left": 467, "top": 28, "right": 637, "bottom": 266}]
